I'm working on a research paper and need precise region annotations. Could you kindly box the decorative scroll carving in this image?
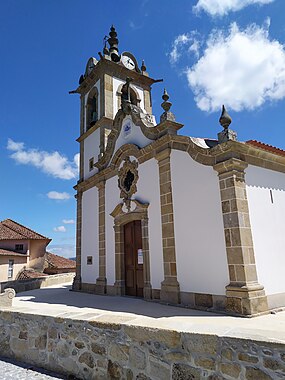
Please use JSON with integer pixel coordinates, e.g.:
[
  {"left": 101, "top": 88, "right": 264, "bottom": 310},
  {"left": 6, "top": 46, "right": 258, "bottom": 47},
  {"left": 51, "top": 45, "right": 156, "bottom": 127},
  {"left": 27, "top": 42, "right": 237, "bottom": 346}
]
[
  {"left": 0, "top": 288, "right": 15, "bottom": 307},
  {"left": 118, "top": 157, "right": 139, "bottom": 211}
]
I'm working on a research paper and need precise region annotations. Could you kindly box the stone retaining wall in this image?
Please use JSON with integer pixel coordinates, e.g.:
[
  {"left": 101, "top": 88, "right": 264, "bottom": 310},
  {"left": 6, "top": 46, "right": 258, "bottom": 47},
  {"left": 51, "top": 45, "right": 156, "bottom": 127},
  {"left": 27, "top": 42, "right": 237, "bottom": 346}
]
[
  {"left": 0, "top": 311, "right": 284, "bottom": 379},
  {"left": 0, "top": 273, "right": 74, "bottom": 294}
]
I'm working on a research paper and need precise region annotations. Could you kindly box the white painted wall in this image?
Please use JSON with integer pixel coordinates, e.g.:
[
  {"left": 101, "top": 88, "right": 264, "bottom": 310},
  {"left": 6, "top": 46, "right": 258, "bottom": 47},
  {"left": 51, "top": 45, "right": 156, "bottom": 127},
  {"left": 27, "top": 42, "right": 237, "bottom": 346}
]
[
  {"left": 246, "top": 165, "right": 285, "bottom": 295},
  {"left": 105, "top": 176, "right": 120, "bottom": 285},
  {"left": 114, "top": 115, "right": 152, "bottom": 154},
  {"left": 136, "top": 158, "right": 164, "bottom": 289},
  {"left": 84, "top": 80, "right": 100, "bottom": 132},
  {"left": 81, "top": 187, "right": 99, "bottom": 284},
  {"left": 83, "top": 128, "right": 100, "bottom": 180},
  {"left": 171, "top": 150, "right": 229, "bottom": 295},
  {"left": 113, "top": 77, "right": 145, "bottom": 116}
]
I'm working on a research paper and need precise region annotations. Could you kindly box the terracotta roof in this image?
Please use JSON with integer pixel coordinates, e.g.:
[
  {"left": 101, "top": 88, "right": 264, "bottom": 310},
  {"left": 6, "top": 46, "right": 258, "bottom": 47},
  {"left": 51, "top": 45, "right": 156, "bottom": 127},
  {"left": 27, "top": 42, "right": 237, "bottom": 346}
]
[
  {"left": 45, "top": 252, "right": 76, "bottom": 269},
  {"left": 0, "top": 219, "right": 50, "bottom": 241},
  {"left": 17, "top": 269, "right": 48, "bottom": 280},
  {"left": 0, "top": 249, "right": 28, "bottom": 257},
  {"left": 246, "top": 140, "right": 285, "bottom": 157}
]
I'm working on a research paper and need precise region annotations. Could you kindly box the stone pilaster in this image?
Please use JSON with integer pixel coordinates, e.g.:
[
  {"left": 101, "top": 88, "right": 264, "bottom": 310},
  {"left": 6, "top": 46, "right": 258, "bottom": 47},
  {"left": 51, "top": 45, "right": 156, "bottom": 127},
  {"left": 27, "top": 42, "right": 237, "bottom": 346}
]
[
  {"left": 156, "top": 148, "right": 180, "bottom": 304},
  {"left": 104, "top": 74, "right": 113, "bottom": 119},
  {"left": 98, "top": 74, "right": 113, "bottom": 157},
  {"left": 72, "top": 191, "right": 82, "bottom": 291},
  {"left": 214, "top": 158, "right": 268, "bottom": 315},
  {"left": 141, "top": 217, "right": 152, "bottom": 300},
  {"left": 80, "top": 95, "right": 85, "bottom": 136},
  {"left": 79, "top": 95, "right": 85, "bottom": 181},
  {"left": 143, "top": 89, "right": 152, "bottom": 114},
  {"left": 96, "top": 181, "right": 107, "bottom": 294},
  {"left": 113, "top": 224, "right": 125, "bottom": 295}
]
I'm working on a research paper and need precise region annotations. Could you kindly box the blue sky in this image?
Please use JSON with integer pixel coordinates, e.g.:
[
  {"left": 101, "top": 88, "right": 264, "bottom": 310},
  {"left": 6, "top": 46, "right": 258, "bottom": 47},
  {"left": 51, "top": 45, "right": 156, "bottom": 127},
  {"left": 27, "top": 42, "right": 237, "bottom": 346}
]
[{"left": 1, "top": 0, "right": 285, "bottom": 258}]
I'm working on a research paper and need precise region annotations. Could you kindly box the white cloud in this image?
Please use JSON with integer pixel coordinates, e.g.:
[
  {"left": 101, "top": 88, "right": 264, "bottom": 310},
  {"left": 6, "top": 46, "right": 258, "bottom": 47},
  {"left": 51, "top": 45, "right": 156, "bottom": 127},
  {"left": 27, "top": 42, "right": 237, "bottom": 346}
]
[
  {"left": 186, "top": 21, "right": 285, "bottom": 112},
  {"left": 169, "top": 34, "right": 191, "bottom": 64},
  {"left": 48, "top": 244, "right": 75, "bottom": 258},
  {"left": 7, "top": 139, "right": 79, "bottom": 180},
  {"left": 62, "top": 219, "right": 75, "bottom": 224},
  {"left": 73, "top": 153, "right": 80, "bottom": 169},
  {"left": 169, "top": 33, "right": 201, "bottom": 64},
  {"left": 193, "top": 0, "right": 274, "bottom": 16},
  {"left": 7, "top": 138, "right": 24, "bottom": 151},
  {"left": 53, "top": 226, "right": 66, "bottom": 232},
  {"left": 188, "top": 39, "right": 200, "bottom": 58},
  {"left": 47, "top": 191, "right": 71, "bottom": 200}
]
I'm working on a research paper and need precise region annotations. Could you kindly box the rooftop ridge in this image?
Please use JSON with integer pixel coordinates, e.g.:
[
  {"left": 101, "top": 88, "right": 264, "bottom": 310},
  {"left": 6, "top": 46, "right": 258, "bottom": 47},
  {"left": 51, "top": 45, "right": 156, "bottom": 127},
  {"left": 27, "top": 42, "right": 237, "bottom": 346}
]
[
  {"left": 246, "top": 140, "right": 285, "bottom": 157},
  {"left": 0, "top": 219, "right": 50, "bottom": 240}
]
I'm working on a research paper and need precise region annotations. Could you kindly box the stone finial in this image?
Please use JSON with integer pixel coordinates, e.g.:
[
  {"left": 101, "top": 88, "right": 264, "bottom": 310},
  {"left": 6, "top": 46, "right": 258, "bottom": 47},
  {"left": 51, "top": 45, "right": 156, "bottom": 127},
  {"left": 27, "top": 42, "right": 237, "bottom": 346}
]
[
  {"left": 218, "top": 105, "right": 237, "bottom": 143},
  {"left": 141, "top": 60, "right": 146, "bottom": 72},
  {"left": 161, "top": 89, "right": 171, "bottom": 111},
  {"left": 107, "top": 25, "right": 120, "bottom": 62},
  {"left": 219, "top": 105, "right": 232, "bottom": 129},
  {"left": 160, "top": 89, "right": 175, "bottom": 123}
]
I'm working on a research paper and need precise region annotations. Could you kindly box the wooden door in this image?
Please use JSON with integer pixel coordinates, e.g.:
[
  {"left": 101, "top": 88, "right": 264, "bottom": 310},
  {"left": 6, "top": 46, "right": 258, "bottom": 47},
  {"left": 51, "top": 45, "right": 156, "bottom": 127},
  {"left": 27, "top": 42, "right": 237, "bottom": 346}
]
[{"left": 124, "top": 220, "right": 143, "bottom": 297}]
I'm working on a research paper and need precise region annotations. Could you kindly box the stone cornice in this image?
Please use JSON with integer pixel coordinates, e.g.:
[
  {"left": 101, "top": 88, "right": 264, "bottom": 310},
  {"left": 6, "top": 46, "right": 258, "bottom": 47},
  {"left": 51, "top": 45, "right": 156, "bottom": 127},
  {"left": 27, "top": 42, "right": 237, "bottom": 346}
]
[
  {"left": 213, "top": 158, "right": 248, "bottom": 175},
  {"left": 77, "top": 117, "right": 113, "bottom": 142},
  {"left": 75, "top": 134, "right": 285, "bottom": 194},
  {"left": 73, "top": 58, "right": 158, "bottom": 96}
]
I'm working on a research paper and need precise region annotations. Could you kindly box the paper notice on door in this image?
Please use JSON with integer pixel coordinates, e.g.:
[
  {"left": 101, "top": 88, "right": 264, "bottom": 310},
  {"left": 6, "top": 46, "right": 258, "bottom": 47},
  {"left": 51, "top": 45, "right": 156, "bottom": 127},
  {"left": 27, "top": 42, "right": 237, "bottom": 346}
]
[{"left": 138, "top": 249, "right": 143, "bottom": 265}]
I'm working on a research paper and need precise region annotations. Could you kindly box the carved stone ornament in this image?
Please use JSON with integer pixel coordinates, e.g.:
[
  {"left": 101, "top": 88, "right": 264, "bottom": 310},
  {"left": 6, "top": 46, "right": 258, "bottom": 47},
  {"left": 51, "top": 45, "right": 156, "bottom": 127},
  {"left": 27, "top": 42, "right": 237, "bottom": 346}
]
[{"left": 118, "top": 157, "right": 138, "bottom": 211}]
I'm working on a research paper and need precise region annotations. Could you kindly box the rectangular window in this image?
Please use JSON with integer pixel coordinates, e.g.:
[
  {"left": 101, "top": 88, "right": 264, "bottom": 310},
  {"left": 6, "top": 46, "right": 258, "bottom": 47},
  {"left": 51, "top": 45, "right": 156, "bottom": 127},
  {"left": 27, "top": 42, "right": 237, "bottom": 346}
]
[
  {"left": 87, "top": 256, "right": 93, "bottom": 265},
  {"left": 8, "top": 259, "right": 14, "bottom": 279},
  {"left": 89, "top": 157, "right": 94, "bottom": 171},
  {"left": 15, "top": 244, "right": 23, "bottom": 251}
]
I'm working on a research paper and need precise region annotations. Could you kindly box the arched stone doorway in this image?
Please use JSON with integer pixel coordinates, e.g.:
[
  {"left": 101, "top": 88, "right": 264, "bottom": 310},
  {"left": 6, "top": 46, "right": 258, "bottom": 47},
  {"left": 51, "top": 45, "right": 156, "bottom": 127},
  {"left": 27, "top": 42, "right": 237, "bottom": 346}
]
[{"left": 110, "top": 199, "right": 152, "bottom": 300}]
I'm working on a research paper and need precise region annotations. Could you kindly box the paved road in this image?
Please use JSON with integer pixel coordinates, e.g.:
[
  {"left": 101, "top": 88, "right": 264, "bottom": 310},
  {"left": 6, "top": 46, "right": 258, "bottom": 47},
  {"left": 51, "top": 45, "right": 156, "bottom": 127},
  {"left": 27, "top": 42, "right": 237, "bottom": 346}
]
[{"left": 0, "top": 357, "right": 68, "bottom": 379}]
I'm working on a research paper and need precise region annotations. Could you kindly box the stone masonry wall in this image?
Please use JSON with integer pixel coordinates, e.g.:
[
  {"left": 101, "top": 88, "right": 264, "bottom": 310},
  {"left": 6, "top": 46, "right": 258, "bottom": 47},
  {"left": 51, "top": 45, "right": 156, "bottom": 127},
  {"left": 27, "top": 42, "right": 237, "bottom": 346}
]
[
  {"left": 0, "top": 273, "right": 75, "bottom": 294},
  {"left": 0, "top": 311, "right": 284, "bottom": 379}
]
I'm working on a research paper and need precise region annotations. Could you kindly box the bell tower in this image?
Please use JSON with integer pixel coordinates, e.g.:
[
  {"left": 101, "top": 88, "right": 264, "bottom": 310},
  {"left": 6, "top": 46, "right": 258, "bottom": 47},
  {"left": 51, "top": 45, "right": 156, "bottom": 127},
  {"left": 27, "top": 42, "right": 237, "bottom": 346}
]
[{"left": 71, "top": 26, "right": 159, "bottom": 183}]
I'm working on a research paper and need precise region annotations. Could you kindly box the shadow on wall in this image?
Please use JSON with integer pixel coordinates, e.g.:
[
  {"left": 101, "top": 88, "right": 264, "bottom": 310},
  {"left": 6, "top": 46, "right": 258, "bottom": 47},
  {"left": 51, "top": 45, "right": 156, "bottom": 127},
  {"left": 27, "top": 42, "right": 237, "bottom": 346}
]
[
  {"left": 14, "top": 284, "right": 227, "bottom": 319},
  {"left": 246, "top": 165, "right": 285, "bottom": 191}
]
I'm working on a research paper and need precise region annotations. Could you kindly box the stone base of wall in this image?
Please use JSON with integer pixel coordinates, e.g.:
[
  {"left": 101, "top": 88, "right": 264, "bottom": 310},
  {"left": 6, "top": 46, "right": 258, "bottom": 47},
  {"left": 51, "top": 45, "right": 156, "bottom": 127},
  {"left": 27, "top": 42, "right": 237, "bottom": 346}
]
[
  {"left": 81, "top": 282, "right": 227, "bottom": 313},
  {"left": 0, "top": 310, "right": 284, "bottom": 380},
  {"left": 79, "top": 283, "right": 285, "bottom": 317},
  {"left": 267, "top": 292, "right": 285, "bottom": 311},
  {"left": 0, "top": 273, "right": 75, "bottom": 294}
]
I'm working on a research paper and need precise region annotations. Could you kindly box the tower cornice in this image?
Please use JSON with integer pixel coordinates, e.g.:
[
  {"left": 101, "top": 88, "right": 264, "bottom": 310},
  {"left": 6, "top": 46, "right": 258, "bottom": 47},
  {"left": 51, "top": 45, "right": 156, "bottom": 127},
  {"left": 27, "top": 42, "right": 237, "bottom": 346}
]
[{"left": 72, "top": 58, "right": 160, "bottom": 96}]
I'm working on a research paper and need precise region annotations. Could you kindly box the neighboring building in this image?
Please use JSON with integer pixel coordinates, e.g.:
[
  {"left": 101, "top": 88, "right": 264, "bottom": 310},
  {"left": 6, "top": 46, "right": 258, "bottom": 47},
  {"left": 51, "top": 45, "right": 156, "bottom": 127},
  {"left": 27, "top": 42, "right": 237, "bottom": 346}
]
[
  {"left": 71, "top": 26, "right": 285, "bottom": 317},
  {"left": 0, "top": 219, "right": 51, "bottom": 281},
  {"left": 44, "top": 252, "right": 76, "bottom": 275}
]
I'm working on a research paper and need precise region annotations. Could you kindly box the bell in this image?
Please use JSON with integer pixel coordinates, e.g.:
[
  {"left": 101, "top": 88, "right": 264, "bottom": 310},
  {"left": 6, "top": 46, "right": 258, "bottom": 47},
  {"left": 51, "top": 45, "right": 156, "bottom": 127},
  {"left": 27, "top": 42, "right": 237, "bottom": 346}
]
[
  {"left": 110, "top": 50, "right": 120, "bottom": 62},
  {"left": 91, "top": 111, "right": 98, "bottom": 122}
]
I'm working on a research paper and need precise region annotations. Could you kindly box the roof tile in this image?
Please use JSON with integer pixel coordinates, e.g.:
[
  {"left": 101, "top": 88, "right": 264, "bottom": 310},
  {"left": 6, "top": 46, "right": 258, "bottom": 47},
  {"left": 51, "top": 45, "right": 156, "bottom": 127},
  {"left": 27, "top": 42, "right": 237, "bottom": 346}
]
[
  {"left": 0, "top": 219, "right": 50, "bottom": 241},
  {"left": 246, "top": 140, "right": 285, "bottom": 157},
  {"left": 0, "top": 248, "right": 28, "bottom": 257},
  {"left": 45, "top": 252, "right": 76, "bottom": 269}
]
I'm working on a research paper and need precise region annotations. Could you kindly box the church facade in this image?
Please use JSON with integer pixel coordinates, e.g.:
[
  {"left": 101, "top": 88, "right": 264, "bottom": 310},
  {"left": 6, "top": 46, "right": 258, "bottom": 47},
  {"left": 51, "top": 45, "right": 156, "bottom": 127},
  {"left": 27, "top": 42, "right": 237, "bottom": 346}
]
[{"left": 72, "top": 26, "right": 285, "bottom": 316}]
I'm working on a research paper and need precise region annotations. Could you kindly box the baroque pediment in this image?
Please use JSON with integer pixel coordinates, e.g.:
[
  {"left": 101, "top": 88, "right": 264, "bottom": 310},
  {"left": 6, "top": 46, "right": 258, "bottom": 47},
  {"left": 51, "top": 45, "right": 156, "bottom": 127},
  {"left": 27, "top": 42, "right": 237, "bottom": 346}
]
[{"left": 94, "top": 104, "right": 183, "bottom": 171}]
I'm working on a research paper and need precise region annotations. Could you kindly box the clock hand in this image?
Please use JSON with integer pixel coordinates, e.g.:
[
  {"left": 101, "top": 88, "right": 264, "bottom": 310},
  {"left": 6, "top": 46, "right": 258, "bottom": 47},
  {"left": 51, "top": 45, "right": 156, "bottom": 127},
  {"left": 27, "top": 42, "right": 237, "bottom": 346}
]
[{"left": 127, "top": 58, "right": 135, "bottom": 67}]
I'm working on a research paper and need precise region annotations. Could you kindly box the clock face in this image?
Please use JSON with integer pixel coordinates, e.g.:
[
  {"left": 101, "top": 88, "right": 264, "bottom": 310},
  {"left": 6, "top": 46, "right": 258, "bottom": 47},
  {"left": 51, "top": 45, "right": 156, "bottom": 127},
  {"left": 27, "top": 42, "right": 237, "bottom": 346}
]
[{"left": 121, "top": 55, "right": 136, "bottom": 70}]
